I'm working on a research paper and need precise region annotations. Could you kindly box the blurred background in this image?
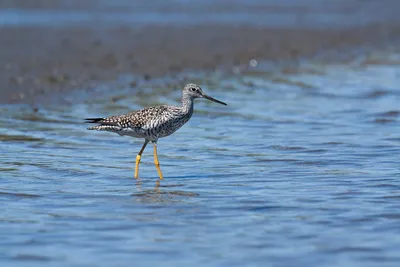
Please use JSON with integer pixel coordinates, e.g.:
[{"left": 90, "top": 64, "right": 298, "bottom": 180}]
[
  {"left": 1, "top": 1, "right": 400, "bottom": 267},
  {"left": 1, "top": 0, "right": 400, "bottom": 103}
]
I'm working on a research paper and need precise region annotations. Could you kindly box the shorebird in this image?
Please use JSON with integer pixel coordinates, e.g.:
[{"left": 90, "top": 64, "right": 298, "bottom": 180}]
[{"left": 85, "top": 83, "right": 227, "bottom": 180}]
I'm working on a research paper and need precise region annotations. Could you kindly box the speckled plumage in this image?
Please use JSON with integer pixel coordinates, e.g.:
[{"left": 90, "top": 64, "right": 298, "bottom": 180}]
[
  {"left": 85, "top": 83, "right": 227, "bottom": 179},
  {"left": 86, "top": 104, "right": 193, "bottom": 142}
]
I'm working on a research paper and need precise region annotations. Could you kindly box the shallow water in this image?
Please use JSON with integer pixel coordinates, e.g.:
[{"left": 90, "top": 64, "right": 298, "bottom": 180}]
[
  {"left": 1, "top": 0, "right": 400, "bottom": 28},
  {"left": 1, "top": 51, "right": 400, "bottom": 267}
]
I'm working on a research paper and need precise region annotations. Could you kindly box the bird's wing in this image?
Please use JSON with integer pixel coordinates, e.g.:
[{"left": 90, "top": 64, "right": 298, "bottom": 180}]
[{"left": 86, "top": 105, "right": 169, "bottom": 129}]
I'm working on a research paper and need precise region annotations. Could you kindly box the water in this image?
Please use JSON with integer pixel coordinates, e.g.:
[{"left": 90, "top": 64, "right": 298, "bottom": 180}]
[
  {"left": 1, "top": 0, "right": 400, "bottom": 28},
  {"left": 1, "top": 51, "right": 400, "bottom": 266}
]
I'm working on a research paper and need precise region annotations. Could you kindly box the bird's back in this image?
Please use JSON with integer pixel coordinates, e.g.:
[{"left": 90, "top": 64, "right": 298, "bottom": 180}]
[{"left": 87, "top": 105, "right": 192, "bottom": 141}]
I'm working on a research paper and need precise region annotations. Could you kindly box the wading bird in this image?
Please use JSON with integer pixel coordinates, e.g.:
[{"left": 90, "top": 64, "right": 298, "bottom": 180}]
[{"left": 86, "top": 83, "right": 227, "bottom": 180}]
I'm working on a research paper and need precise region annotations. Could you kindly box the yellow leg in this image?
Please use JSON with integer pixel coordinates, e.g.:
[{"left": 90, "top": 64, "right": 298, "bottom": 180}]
[
  {"left": 153, "top": 142, "right": 164, "bottom": 180},
  {"left": 134, "top": 140, "right": 149, "bottom": 179}
]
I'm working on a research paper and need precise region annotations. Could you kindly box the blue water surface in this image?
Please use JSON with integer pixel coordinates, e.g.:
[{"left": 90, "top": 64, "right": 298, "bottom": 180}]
[{"left": 1, "top": 49, "right": 400, "bottom": 266}]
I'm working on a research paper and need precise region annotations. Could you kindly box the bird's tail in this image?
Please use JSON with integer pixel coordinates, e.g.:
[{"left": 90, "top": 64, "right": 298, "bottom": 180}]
[
  {"left": 85, "top": 118, "right": 106, "bottom": 130},
  {"left": 85, "top": 118, "right": 104, "bottom": 123},
  {"left": 85, "top": 117, "right": 121, "bottom": 131}
]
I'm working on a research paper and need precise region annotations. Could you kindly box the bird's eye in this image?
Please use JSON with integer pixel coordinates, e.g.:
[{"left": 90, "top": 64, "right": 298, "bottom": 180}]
[{"left": 190, "top": 88, "right": 196, "bottom": 92}]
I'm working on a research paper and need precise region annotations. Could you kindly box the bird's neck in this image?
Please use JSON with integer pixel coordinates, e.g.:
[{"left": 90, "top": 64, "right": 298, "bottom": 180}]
[{"left": 181, "top": 95, "right": 194, "bottom": 114}]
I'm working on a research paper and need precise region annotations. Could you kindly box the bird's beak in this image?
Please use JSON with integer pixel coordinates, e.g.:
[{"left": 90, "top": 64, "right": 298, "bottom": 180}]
[{"left": 202, "top": 94, "right": 227, "bottom": 106}]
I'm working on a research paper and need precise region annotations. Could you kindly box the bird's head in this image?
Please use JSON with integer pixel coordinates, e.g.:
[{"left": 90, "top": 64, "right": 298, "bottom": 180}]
[{"left": 183, "top": 83, "right": 227, "bottom": 105}]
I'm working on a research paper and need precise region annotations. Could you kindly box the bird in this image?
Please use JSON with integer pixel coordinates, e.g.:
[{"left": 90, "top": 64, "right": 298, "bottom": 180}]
[{"left": 85, "top": 83, "right": 227, "bottom": 180}]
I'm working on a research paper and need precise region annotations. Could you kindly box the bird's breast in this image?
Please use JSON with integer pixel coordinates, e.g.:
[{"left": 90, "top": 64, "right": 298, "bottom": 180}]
[{"left": 144, "top": 113, "right": 191, "bottom": 139}]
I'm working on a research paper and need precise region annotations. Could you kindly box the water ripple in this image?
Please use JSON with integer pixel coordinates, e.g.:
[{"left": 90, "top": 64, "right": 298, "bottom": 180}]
[{"left": 1, "top": 52, "right": 400, "bottom": 267}]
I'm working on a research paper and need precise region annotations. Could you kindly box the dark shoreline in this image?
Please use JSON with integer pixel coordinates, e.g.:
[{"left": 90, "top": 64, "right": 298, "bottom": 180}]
[{"left": 1, "top": 8, "right": 400, "bottom": 105}]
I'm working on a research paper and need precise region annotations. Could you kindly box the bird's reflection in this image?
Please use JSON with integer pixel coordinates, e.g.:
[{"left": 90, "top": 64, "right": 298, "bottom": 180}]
[
  {"left": 155, "top": 179, "right": 161, "bottom": 193},
  {"left": 132, "top": 178, "right": 198, "bottom": 203}
]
